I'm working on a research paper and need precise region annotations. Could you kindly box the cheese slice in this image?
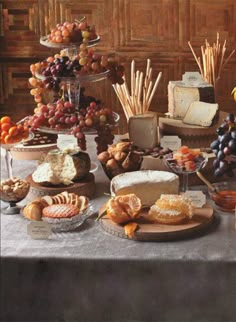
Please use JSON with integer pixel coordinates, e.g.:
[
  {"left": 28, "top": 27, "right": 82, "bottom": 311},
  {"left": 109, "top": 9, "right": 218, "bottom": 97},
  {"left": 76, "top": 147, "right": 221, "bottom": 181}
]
[
  {"left": 128, "top": 114, "right": 157, "bottom": 149},
  {"left": 110, "top": 170, "right": 179, "bottom": 207},
  {"left": 183, "top": 101, "right": 218, "bottom": 127}
]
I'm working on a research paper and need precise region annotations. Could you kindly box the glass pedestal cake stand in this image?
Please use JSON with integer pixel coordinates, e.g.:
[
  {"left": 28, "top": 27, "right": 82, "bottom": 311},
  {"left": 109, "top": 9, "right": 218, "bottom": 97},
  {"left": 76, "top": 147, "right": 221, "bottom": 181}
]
[
  {"left": 164, "top": 156, "right": 208, "bottom": 192},
  {"left": 1, "top": 132, "right": 34, "bottom": 214}
]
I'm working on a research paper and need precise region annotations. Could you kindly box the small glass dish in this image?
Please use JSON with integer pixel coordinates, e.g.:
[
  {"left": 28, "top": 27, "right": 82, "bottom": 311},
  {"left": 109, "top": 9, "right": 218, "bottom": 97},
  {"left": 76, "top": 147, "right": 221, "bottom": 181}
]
[
  {"left": 208, "top": 181, "right": 236, "bottom": 213},
  {"left": 0, "top": 178, "right": 30, "bottom": 215},
  {"left": 164, "top": 155, "right": 208, "bottom": 192}
]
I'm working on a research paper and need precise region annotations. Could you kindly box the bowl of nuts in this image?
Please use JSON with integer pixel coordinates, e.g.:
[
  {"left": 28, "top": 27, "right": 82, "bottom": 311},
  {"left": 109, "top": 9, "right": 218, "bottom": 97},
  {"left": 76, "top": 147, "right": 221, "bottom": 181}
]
[
  {"left": 0, "top": 177, "right": 30, "bottom": 214},
  {"left": 97, "top": 141, "right": 143, "bottom": 179}
]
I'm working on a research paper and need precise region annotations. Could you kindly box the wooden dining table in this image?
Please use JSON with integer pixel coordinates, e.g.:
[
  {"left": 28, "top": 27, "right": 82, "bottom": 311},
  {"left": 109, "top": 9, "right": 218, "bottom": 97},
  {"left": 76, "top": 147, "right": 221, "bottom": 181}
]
[{"left": 1, "top": 136, "right": 236, "bottom": 322}]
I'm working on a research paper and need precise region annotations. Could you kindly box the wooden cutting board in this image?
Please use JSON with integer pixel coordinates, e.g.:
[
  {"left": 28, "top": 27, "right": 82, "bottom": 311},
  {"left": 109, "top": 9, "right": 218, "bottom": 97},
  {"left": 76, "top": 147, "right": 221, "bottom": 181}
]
[
  {"left": 26, "top": 173, "right": 96, "bottom": 200},
  {"left": 99, "top": 204, "right": 214, "bottom": 241}
]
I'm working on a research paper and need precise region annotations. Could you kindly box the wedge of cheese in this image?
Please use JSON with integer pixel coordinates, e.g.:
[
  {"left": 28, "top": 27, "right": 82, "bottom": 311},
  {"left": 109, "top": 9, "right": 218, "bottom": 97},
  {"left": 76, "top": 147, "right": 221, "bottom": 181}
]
[
  {"left": 110, "top": 170, "right": 179, "bottom": 207},
  {"left": 168, "top": 81, "right": 215, "bottom": 119},
  {"left": 183, "top": 101, "right": 218, "bottom": 127},
  {"left": 128, "top": 114, "right": 158, "bottom": 149}
]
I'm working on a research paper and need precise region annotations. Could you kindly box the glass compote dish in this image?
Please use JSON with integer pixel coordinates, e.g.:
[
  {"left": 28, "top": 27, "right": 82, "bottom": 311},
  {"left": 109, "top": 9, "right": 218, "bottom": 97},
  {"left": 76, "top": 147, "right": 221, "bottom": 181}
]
[
  {"left": 164, "top": 154, "right": 208, "bottom": 192},
  {"left": 0, "top": 132, "right": 34, "bottom": 214}
]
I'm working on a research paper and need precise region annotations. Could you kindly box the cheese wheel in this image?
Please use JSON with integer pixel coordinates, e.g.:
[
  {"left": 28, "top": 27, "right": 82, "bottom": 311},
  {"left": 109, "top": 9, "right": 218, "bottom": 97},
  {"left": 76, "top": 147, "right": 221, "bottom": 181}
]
[{"left": 110, "top": 170, "right": 179, "bottom": 207}]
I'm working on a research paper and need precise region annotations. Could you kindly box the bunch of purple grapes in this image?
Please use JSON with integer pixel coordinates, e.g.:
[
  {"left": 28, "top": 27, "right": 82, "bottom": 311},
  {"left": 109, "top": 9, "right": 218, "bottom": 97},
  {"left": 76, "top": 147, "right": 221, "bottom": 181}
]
[
  {"left": 210, "top": 113, "right": 236, "bottom": 177},
  {"left": 40, "top": 56, "right": 81, "bottom": 91}
]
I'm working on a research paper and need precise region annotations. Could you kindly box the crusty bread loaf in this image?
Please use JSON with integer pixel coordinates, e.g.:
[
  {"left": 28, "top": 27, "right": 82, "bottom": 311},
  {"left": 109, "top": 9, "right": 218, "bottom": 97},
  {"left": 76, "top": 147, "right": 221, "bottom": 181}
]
[{"left": 148, "top": 194, "right": 193, "bottom": 224}]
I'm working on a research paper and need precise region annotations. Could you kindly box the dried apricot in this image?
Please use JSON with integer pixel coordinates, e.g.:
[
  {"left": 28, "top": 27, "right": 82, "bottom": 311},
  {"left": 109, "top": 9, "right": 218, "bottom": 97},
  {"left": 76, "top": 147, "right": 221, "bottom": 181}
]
[{"left": 178, "top": 145, "right": 189, "bottom": 154}]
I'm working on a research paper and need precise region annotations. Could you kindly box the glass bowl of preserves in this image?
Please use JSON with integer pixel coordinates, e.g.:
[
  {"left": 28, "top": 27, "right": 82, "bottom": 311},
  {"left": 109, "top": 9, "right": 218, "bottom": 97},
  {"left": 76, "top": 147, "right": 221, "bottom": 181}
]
[{"left": 208, "top": 181, "right": 236, "bottom": 212}]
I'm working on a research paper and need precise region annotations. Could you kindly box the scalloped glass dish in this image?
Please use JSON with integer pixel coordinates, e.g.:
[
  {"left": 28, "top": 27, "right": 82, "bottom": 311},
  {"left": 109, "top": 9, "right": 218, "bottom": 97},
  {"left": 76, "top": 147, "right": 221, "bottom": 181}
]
[
  {"left": 40, "top": 35, "right": 100, "bottom": 49},
  {"left": 41, "top": 204, "right": 95, "bottom": 232}
]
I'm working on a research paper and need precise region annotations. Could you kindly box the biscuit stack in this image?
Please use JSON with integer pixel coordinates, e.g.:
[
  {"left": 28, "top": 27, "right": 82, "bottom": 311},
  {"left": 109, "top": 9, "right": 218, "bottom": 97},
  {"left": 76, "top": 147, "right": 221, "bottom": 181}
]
[{"left": 23, "top": 191, "right": 89, "bottom": 221}]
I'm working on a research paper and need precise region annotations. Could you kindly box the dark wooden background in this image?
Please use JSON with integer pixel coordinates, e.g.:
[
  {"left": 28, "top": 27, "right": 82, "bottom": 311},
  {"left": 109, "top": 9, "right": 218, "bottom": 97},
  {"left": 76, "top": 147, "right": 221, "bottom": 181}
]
[{"left": 0, "top": 0, "right": 236, "bottom": 133}]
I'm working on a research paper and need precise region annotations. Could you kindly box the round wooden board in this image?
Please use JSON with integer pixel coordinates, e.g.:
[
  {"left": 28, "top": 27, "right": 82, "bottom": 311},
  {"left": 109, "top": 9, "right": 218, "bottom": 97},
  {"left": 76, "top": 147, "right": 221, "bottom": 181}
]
[
  {"left": 158, "top": 111, "right": 227, "bottom": 148},
  {"left": 26, "top": 173, "right": 96, "bottom": 200},
  {"left": 99, "top": 204, "right": 214, "bottom": 241}
]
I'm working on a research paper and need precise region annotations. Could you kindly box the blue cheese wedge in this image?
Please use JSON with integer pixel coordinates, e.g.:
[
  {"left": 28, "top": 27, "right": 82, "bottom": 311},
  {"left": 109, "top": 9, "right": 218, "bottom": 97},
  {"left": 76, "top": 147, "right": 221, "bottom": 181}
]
[{"left": 183, "top": 101, "right": 218, "bottom": 127}]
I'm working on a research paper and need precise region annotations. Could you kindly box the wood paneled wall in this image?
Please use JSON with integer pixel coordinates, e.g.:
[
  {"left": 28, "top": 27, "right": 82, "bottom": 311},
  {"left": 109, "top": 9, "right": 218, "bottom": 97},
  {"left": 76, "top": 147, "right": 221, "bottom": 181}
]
[{"left": 0, "top": 0, "right": 236, "bottom": 133}]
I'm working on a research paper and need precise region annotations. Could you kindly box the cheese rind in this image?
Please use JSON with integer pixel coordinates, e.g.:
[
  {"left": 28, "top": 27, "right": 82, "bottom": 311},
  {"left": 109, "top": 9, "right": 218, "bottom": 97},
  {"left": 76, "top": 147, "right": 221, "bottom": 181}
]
[
  {"left": 32, "top": 149, "right": 90, "bottom": 185},
  {"left": 110, "top": 170, "right": 179, "bottom": 207},
  {"left": 183, "top": 101, "right": 218, "bottom": 127}
]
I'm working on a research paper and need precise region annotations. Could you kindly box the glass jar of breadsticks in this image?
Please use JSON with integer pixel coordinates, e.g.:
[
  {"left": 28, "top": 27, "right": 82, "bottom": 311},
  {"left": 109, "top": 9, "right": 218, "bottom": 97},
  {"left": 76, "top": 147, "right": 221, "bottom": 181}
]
[{"left": 112, "top": 59, "right": 162, "bottom": 121}]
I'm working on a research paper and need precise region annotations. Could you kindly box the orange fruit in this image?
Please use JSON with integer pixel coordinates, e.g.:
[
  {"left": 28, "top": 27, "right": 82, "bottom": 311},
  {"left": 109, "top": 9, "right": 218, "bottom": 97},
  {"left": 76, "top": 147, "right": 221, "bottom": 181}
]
[
  {"left": 1, "top": 123, "right": 11, "bottom": 132},
  {"left": 8, "top": 126, "right": 18, "bottom": 137},
  {"left": 17, "top": 124, "right": 24, "bottom": 133},
  {"left": 1, "top": 130, "right": 8, "bottom": 139},
  {"left": 107, "top": 194, "right": 142, "bottom": 224},
  {"left": 1, "top": 116, "right": 11, "bottom": 124},
  {"left": 4, "top": 135, "right": 14, "bottom": 144}
]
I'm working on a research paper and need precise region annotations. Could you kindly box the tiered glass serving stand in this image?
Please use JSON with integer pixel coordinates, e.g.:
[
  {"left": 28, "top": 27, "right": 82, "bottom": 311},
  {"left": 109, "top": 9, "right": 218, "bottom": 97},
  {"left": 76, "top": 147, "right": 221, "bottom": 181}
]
[{"left": 36, "top": 34, "right": 119, "bottom": 135}]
